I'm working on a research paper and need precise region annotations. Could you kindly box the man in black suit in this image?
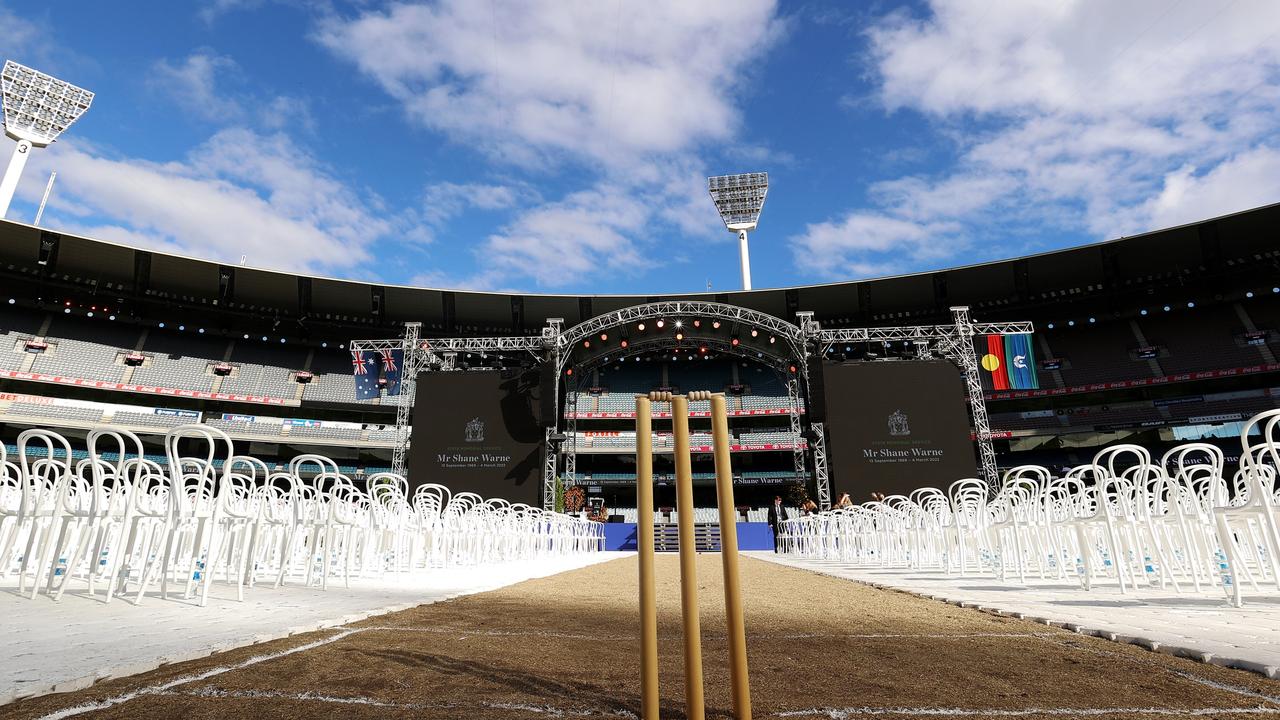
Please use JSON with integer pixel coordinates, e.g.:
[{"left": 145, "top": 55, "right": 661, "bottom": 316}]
[{"left": 767, "top": 495, "right": 788, "bottom": 552}]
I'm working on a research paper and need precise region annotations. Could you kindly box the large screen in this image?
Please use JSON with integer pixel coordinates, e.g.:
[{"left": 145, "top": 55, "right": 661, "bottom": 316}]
[
  {"left": 408, "top": 368, "right": 545, "bottom": 505},
  {"left": 821, "top": 360, "right": 977, "bottom": 499}
]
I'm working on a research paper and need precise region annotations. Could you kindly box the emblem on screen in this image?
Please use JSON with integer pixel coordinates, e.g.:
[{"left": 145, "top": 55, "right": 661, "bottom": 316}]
[
  {"left": 464, "top": 417, "right": 485, "bottom": 443},
  {"left": 887, "top": 410, "right": 910, "bottom": 436}
]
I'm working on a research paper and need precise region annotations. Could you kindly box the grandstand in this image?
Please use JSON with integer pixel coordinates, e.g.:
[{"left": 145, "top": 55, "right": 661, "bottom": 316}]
[{"left": 0, "top": 203, "right": 1277, "bottom": 496}]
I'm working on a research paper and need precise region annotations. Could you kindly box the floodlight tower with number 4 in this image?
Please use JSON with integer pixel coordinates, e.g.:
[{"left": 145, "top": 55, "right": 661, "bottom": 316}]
[
  {"left": 0, "top": 61, "right": 94, "bottom": 219},
  {"left": 708, "top": 172, "right": 769, "bottom": 291}
]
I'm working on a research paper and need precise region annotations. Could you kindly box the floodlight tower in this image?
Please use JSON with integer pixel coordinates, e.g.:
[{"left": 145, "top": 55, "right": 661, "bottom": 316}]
[
  {"left": 0, "top": 61, "right": 94, "bottom": 219},
  {"left": 708, "top": 172, "right": 768, "bottom": 291}
]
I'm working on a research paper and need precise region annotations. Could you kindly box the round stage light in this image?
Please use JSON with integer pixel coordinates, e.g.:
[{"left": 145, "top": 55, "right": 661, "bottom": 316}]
[
  {"left": 1163, "top": 305, "right": 1171, "bottom": 311},
  {"left": 566, "top": 368, "right": 573, "bottom": 376},
  {"left": 1274, "top": 287, "right": 1280, "bottom": 293},
  {"left": 86, "top": 312, "right": 93, "bottom": 317},
  {"left": 321, "top": 342, "right": 328, "bottom": 348},
  {"left": 1047, "top": 323, "right": 1055, "bottom": 329},
  {"left": 699, "top": 345, "right": 708, "bottom": 354},
  {"left": 108, "top": 315, "right": 115, "bottom": 321},
  {"left": 198, "top": 328, "right": 205, "bottom": 334},
  {"left": 674, "top": 320, "right": 683, "bottom": 329},
  {"left": 600, "top": 333, "right": 608, "bottom": 341},
  {"left": 6, "top": 298, "right": 13, "bottom": 304},
  {"left": 178, "top": 325, "right": 185, "bottom": 331},
  {"left": 731, "top": 336, "right": 740, "bottom": 346},
  {"left": 1139, "top": 310, "right": 1147, "bottom": 316},
  {"left": 1068, "top": 320, "right": 1075, "bottom": 327},
  {"left": 769, "top": 336, "right": 776, "bottom": 344},
  {"left": 243, "top": 334, "right": 250, "bottom": 339},
  {"left": 1187, "top": 302, "right": 1195, "bottom": 308},
  {"left": 157, "top": 321, "right": 164, "bottom": 327},
  {"left": 620, "top": 339, "right": 629, "bottom": 348},
  {"left": 1247, "top": 291, "right": 1255, "bottom": 298},
  {"left": 656, "top": 319, "right": 665, "bottom": 329},
  {"left": 637, "top": 323, "right": 646, "bottom": 331},
  {"left": 261, "top": 336, "right": 268, "bottom": 341},
  {"left": 583, "top": 340, "right": 591, "bottom": 348},
  {"left": 675, "top": 332, "right": 684, "bottom": 341},
  {"left": 712, "top": 320, "right": 721, "bottom": 329},
  {"left": 64, "top": 308, "right": 71, "bottom": 314},
  {"left": 280, "top": 338, "right": 286, "bottom": 343},
  {"left": 750, "top": 329, "right": 759, "bottom": 337},
  {"left": 789, "top": 364, "right": 798, "bottom": 374},
  {"left": 1088, "top": 317, "right": 1095, "bottom": 323}
]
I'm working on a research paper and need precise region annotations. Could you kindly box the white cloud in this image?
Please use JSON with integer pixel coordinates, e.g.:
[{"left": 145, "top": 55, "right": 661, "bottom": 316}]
[
  {"left": 793, "top": 0, "right": 1280, "bottom": 280},
  {"left": 315, "top": 1, "right": 782, "bottom": 289},
  {"left": 423, "top": 181, "right": 525, "bottom": 226},
  {"left": 792, "top": 213, "right": 960, "bottom": 280},
  {"left": 479, "top": 185, "right": 649, "bottom": 289},
  {"left": 150, "top": 52, "right": 244, "bottom": 121},
  {"left": 316, "top": 0, "right": 782, "bottom": 168},
  {"left": 1132, "top": 146, "right": 1280, "bottom": 231},
  {"left": 19, "top": 129, "right": 391, "bottom": 275},
  {"left": 198, "top": 0, "right": 263, "bottom": 25}
]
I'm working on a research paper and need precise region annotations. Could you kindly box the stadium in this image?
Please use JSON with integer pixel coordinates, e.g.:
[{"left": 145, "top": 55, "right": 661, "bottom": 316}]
[{"left": 5, "top": 9, "right": 1280, "bottom": 720}]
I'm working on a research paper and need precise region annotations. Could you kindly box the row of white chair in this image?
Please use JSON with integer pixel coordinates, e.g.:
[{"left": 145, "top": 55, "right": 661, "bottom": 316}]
[
  {"left": 780, "top": 408, "right": 1280, "bottom": 607},
  {"left": 0, "top": 424, "right": 604, "bottom": 606}
]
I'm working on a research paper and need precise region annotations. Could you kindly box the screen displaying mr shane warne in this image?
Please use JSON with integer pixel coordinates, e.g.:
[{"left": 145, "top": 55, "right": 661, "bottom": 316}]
[{"left": 409, "top": 368, "right": 545, "bottom": 505}]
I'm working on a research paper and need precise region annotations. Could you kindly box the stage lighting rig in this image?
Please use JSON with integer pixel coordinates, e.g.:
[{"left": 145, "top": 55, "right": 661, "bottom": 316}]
[
  {"left": 0, "top": 61, "right": 94, "bottom": 218},
  {"left": 708, "top": 171, "right": 769, "bottom": 291}
]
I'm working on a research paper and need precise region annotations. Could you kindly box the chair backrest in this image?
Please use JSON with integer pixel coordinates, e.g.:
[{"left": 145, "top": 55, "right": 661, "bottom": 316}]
[
  {"left": 85, "top": 427, "right": 147, "bottom": 518},
  {"left": 1239, "top": 409, "right": 1280, "bottom": 506},
  {"left": 17, "top": 428, "right": 74, "bottom": 515},
  {"left": 163, "top": 424, "right": 235, "bottom": 519}
]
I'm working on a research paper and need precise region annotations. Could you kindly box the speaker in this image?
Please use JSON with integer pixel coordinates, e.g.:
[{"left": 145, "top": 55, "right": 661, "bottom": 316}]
[
  {"left": 538, "top": 364, "right": 558, "bottom": 427},
  {"left": 806, "top": 355, "right": 827, "bottom": 423}
]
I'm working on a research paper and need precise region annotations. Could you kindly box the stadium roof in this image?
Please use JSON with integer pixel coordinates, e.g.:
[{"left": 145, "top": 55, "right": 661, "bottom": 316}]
[{"left": 0, "top": 201, "right": 1277, "bottom": 334}]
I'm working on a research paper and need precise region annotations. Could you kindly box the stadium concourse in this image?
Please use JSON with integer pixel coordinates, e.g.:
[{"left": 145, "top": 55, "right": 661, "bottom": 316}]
[{"left": 3, "top": 203, "right": 1280, "bottom": 720}]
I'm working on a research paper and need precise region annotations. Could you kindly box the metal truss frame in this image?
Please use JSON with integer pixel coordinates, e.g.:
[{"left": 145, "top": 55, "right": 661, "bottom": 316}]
[
  {"left": 542, "top": 427, "right": 558, "bottom": 510},
  {"left": 389, "top": 322, "right": 422, "bottom": 478},
  {"left": 810, "top": 421, "right": 830, "bottom": 506},
  {"left": 786, "top": 375, "right": 815, "bottom": 500}
]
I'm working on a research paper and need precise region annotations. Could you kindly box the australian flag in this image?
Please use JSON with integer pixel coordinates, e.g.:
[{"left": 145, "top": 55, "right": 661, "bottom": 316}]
[
  {"left": 380, "top": 349, "right": 405, "bottom": 396},
  {"left": 352, "top": 350, "right": 380, "bottom": 400}
]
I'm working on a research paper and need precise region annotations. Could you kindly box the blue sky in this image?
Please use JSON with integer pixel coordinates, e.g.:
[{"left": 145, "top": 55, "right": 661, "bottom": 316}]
[{"left": 4, "top": 1, "right": 1280, "bottom": 295}]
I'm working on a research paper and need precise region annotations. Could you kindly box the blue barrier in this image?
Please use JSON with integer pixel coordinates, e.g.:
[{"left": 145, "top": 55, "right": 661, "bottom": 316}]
[{"left": 603, "top": 522, "right": 774, "bottom": 551}]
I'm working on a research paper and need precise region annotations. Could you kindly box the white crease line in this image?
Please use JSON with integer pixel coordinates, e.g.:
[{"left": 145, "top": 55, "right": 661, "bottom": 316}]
[
  {"left": 354, "top": 626, "right": 1054, "bottom": 641},
  {"left": 167, "top": 687, "right": 639, "bottom": 717},
  {"left": 774, "top": 707, "right": 1280, "bottom": 718},
  {"left": 36, "top": 628, "right": 363, "bottom": 720}
]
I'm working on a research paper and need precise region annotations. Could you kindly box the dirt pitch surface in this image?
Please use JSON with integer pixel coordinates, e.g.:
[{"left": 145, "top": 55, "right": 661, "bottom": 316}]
[{"left": 5, "top": 553, "right": 1280, "bottom": 720}]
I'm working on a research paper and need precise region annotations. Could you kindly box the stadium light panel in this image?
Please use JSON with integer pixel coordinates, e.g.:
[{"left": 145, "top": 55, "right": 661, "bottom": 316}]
[
  {"left": 708, "top": 171, "right": 769, "bottom": 291},
  {"left": 0, "top": 61, "right": 94, "bottom": 218}
]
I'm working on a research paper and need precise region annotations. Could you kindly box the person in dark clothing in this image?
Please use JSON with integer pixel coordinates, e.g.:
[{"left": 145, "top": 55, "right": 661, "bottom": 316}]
[{"left": 767, "top": 495, "right": 789, "bottom": 552}]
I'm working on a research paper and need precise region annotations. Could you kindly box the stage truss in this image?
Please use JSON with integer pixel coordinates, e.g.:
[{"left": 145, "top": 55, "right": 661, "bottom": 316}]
[{"left": 351, "top": 303, "right": 1032, "bottom": 508}]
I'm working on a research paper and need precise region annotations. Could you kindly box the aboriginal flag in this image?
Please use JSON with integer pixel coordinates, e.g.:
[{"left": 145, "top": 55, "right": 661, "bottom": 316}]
[{"left": 981, "top": 335, "right": 1010, "bottom": 390}]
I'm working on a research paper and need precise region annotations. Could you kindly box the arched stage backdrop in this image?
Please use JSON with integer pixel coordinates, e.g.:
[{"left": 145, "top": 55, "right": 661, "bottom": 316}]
[{"left": 350, "top": 302, "right": 1032, "bottom": 509}]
